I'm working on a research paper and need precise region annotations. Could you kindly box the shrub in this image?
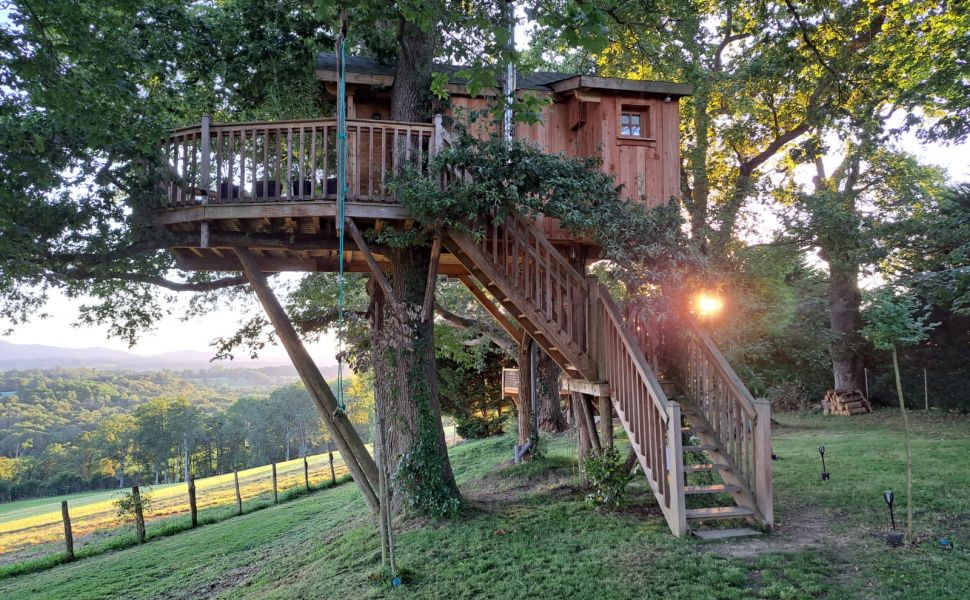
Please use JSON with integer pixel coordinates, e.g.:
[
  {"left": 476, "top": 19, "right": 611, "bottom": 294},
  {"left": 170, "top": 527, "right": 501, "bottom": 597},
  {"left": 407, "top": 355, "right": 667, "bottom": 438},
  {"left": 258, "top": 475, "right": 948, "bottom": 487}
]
[
  {"left": 455, "top": 413, "right": 507, "bottom": 439},
  {"left": 583, "top": 447, "right": 634, "bottom": 508}
]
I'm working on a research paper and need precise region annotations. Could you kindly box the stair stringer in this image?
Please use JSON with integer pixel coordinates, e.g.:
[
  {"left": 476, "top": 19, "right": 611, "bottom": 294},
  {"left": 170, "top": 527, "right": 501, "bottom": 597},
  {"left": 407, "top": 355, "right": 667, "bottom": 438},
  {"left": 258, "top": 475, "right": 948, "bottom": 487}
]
[{"left": 443, "top": 229, "right": 595, "bottom": 380}]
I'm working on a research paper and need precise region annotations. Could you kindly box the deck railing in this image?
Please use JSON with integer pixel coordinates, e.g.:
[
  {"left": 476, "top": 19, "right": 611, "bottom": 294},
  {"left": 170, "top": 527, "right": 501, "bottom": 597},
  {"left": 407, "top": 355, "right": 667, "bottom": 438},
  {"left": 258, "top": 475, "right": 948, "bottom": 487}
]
[
  {"left": 160, "top": 117, "right": 440, "bottom": 208},
  {"left": 681, "top": 325, "right": 773, "bottom": 525}
]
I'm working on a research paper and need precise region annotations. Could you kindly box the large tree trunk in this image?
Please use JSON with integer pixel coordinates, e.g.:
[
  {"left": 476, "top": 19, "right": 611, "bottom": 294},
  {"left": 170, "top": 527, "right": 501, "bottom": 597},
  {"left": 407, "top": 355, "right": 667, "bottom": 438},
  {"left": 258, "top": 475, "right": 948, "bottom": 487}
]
[
  {"left": 536, "top": 349, "right": 567, "bottom": 433},
  {"left": 372, "top": 247, "right": 460, "bottom": 515},
  {"left": 828, "top": 257, "right": 866, "bottom": 392},
  {"left": 366, "top": 17, "right": 458, "bottom": 516}
]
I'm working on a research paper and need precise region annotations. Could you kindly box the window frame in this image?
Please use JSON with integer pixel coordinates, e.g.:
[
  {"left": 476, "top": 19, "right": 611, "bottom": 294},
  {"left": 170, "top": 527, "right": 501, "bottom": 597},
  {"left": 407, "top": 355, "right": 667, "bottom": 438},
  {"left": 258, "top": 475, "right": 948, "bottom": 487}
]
[{"left": 616, "top": 101, "right": 655, "bottom": 143}]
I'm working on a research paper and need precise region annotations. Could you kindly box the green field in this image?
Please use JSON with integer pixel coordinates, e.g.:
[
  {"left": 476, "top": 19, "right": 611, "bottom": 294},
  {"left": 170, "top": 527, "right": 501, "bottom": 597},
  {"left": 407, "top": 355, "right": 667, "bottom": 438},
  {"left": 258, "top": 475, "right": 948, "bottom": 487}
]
[
  {"left": 0, "top": 425, "right": 460, "bottom": 565},
  {"left": 0, "top": 412, "right": 967, "bottom": 599}
]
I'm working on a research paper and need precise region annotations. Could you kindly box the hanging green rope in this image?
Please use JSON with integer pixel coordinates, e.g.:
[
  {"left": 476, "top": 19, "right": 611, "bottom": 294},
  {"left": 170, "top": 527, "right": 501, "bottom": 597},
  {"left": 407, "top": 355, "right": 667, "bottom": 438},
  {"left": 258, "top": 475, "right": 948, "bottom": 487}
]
[{"left": 335, "top": 17, "right": 348, "bottom": 414}]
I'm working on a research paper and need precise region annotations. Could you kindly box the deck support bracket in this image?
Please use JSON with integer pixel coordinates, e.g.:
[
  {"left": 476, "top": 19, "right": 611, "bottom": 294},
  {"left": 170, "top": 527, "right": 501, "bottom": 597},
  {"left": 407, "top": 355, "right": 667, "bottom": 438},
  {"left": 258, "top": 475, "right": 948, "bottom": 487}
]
[{"left": 235, "top": 247, "right": 381, "bottom": 513}]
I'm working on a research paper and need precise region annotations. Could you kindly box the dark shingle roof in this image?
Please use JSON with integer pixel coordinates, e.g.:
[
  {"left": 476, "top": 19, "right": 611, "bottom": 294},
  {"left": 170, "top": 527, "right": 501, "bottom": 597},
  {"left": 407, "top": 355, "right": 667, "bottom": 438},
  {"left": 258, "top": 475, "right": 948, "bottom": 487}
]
[
  {"left": 315, "top": 53, "right": 572, "bottom": 91},
  {"left": 315, "top": 54, "right": 693, "bottom": 97}
]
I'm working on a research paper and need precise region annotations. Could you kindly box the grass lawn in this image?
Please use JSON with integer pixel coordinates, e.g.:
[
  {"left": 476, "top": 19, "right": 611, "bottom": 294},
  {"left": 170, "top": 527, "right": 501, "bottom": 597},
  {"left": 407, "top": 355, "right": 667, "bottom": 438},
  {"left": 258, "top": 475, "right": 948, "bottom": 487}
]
[{"left": 0, "top": 411, "right": 967, "bottom": 599}]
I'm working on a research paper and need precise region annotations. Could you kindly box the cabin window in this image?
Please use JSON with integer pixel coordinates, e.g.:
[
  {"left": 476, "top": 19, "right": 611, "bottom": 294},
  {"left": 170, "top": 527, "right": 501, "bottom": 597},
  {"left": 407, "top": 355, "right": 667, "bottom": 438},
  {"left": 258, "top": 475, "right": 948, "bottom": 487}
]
[
  {"left": 620, "top": 112, "right": 642, "bottom": 137},
  {"left": 617, "top": 104, "right": 654, "bottom": 141}
]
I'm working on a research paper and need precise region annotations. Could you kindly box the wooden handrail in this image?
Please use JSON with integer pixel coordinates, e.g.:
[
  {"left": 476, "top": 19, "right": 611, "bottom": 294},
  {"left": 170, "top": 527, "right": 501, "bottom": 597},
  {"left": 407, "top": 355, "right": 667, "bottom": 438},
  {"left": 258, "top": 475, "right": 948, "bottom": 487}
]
[
  {"left": 687, "top": 324, "right": 757, "bottom": 418},
  {"left": 171, "top": 117, "right": 436, "bottom": 135},
  {"left": 597, "top": 284, "right": 669, "bottom": 419}
]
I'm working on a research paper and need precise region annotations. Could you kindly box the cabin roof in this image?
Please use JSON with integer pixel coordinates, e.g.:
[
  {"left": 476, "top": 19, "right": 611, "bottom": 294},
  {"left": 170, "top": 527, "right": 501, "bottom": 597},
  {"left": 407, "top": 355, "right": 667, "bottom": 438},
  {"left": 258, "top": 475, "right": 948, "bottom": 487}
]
[{"left": 315, "top": 53, "right": 692, "bottom": 97}]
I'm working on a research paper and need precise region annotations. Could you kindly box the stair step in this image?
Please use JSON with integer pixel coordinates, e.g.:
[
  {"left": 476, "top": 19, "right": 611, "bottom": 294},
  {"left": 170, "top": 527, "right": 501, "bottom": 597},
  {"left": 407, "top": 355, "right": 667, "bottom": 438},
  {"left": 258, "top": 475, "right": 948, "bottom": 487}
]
[
  {"left": 684, "top": 484, "right": 741, "bottom": 495},
  {"left": 685, "top": 506, "right": 754, "bottom": 521},
  {"left": 684, "top": 463, "right": 727, "bottom": 473},
  {"left": 683, "top": 444, "right": 717, "bottom": 453},
  {"left": 692, "top": 527, "right": 763, "bottom": 541},
  {"left": 682, "top": 426, "right": 705, "bottom": 435}
]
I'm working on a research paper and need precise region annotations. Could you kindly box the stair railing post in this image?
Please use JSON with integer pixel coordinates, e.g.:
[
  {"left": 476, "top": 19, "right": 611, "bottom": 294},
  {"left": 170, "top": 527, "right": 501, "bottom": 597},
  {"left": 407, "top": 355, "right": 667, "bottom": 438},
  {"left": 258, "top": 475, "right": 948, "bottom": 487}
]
[
  {"left": 432, "top": 114, "right": 443, "bottom": 156},
  {"left": 665, "top": 401, "right": 688, "bottom": 537},
  {"left": 753, "top": 398, "right": 774, "bottom": 530}
]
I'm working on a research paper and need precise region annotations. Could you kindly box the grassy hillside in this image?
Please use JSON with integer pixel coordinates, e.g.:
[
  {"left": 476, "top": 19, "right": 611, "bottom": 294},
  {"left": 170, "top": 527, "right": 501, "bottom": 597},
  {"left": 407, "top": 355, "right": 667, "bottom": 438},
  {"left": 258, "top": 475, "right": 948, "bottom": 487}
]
[
  {"left": 0, "top": 450, "right": 353, "bottom": 563},
  {"left": 1, "top": 412, "right": 968, "bottom": 599}
]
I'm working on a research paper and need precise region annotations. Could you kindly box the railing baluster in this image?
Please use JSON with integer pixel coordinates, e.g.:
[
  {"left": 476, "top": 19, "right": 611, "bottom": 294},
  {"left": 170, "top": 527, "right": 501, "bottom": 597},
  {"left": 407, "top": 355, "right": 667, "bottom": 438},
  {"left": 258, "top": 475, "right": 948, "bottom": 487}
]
[
  {"left": 368, "top": 125, "right": 374, "bottom": 200},
  {"left": 310, "top": 126, "right": 317, "bottom": 198},
  {"left": 299, "top": 127, "right": 305, "bottom": 200}
]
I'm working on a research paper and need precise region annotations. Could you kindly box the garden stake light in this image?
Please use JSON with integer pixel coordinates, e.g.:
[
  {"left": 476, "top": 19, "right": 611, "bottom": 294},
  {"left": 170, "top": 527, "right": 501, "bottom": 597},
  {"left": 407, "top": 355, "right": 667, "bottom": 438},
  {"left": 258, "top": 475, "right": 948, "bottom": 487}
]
[
  {"left": 885, "top": 490, "right": 904, "bottom": 546},
  {"left": 818, "top": 445, "right": 830, "bottom": 481}
]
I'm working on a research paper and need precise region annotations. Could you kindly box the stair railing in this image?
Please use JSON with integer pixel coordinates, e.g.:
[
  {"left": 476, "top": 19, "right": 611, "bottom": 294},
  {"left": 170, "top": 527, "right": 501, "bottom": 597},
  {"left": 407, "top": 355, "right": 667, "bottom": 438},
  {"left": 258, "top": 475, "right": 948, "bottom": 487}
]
[
  {"left": 592, "top": 284, "right": 687, "bottom": 536},
  {"left": 474, "top": 211, "right": 590, "bottom": 359},
  {"left": 681, "top": 324, "right": 773, "bottom": 527}
]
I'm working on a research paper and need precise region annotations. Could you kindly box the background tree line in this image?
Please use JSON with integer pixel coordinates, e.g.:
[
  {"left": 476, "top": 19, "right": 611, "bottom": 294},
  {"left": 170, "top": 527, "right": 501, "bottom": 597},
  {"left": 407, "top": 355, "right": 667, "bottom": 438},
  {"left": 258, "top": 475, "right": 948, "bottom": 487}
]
[{"left": 0, "top": 370, "right": 375, "bottom": 502}]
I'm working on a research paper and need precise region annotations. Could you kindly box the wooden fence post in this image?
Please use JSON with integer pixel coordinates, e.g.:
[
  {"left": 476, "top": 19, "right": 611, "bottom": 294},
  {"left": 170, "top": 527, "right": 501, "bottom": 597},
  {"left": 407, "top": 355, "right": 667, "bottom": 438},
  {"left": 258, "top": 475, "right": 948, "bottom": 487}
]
[
  {"left": 234, "top": 471, "right": 242, "bottom": 516},
  {"left": 132, "top": 485, "right": 146, "bottom": 543},
  {"left": 272, "top": 463, "right": 278, "bottom": 503},
  {"left": 61, "top": 500, "right": 74, "bottom": 561},
  {"left": 754, "top": 399, "right": 775, "bottom": 530},
  {"left": 304, "top": 456, "right": 310, "bottom": 492},
  {"left": 329, "top": 452, "right": 336, "bottom": 485},
  {"left": 188, "top": 475, "right": 198, "bottom": 528}
]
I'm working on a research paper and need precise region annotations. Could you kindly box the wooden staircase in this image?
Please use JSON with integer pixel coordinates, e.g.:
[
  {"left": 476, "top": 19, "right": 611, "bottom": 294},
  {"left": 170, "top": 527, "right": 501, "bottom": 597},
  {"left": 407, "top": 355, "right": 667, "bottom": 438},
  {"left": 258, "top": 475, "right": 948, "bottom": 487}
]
[{"left": 444, "top": 211, "right": 773, "bottom": 538}]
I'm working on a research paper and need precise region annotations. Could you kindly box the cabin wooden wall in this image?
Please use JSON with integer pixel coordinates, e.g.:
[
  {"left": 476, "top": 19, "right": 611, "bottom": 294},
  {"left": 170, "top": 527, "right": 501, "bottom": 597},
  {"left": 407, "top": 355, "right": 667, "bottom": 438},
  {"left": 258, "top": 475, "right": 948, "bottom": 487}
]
[
  {"left": 341, "top": 88, "right": 682, "bottom": 242},
  {"left": 575, "top": 95, "right": 680, "bottom": 207}
]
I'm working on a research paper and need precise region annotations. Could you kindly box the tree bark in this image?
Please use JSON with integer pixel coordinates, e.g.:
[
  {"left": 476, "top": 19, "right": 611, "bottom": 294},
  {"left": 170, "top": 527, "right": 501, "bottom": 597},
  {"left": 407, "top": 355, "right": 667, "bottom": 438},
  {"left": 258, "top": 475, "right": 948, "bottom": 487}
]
[
  {"left": 536, "top": 348, "right": 567, "bottom": 433},
  {"left": 371, "top": 247, "right": 460, "bottom": 514},
  {"left": 828, "top": 257, "right": 866, "bottom": 392},
  {"left": 391, "top": 18, "right": 437, "bottom": 122}
]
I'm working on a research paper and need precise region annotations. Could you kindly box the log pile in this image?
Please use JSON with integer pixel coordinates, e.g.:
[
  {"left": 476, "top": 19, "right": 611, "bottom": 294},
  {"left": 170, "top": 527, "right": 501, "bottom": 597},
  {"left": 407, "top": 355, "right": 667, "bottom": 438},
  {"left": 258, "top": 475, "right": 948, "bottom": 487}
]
[{"left": 823, "top": 389, "right": 872, "bottom": 416}]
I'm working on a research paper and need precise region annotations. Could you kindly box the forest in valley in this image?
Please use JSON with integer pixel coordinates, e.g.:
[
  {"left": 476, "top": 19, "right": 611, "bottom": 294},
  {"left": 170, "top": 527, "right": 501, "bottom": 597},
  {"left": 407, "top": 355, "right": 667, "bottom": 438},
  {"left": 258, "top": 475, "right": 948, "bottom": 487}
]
[{"left": 0, "top": 369, "right": 378, "bottom": 501}]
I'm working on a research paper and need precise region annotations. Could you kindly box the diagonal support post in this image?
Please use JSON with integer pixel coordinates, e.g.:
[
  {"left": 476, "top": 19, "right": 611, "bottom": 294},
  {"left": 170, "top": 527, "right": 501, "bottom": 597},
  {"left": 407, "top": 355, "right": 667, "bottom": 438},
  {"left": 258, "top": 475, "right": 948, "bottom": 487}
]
[{"left": 235, "top": 248, "right": 380, "bottom": 513}]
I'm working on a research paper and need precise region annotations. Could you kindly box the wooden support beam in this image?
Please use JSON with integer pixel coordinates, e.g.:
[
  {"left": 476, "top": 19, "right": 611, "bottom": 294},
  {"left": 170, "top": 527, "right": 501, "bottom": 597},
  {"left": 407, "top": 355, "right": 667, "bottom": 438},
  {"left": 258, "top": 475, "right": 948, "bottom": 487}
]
[
  {"left": 562, "top": 378, "right": 610, "bottom": 397},
  {"left": 576, "top": 392, "right": 602, "bottom": 457},
  {"left": 344, "top": 217, "right": 400, "bottom": 308},
  {"left": 235, "top": 247, "right": 380, "bottom": 513},
  {"left": 599, "top": 395, "right": 613, "bottom": 449}
]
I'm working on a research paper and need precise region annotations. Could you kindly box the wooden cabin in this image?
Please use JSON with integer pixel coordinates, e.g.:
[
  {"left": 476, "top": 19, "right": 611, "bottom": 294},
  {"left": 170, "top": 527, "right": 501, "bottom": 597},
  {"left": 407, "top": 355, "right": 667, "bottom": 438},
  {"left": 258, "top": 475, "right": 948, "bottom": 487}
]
[
  {"left": 154, "top": 57, "right": 773, "bottom": 538},
  {"left": 314, "top": 54, "right": 690, "bottom": 242}
]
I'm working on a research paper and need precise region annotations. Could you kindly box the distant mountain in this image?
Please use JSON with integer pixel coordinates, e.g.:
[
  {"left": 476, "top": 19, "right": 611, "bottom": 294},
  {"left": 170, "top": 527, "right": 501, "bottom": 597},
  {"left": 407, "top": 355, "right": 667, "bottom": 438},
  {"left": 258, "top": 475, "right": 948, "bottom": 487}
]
[{"left": 0, "top": 340, "right": 331, "bottom": 372}]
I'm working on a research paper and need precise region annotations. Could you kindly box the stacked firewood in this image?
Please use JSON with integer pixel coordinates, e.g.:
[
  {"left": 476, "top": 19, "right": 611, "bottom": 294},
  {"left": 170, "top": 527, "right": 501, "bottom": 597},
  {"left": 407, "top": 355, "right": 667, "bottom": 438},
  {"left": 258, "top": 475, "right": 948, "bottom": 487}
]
[{"left": 823, "top": 389, "right": 873, "bottom": 416}]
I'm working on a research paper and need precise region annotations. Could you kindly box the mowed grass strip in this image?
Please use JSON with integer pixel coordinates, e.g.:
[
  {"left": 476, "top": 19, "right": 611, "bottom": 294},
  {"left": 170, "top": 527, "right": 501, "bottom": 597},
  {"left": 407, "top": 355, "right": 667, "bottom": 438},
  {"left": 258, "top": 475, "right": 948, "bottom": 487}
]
[
  {"left": 0, "top": 414, "right": 966, "bottom": 599},
  {"left": 0, "top": 450, "right": 352, "bottom": 560}
]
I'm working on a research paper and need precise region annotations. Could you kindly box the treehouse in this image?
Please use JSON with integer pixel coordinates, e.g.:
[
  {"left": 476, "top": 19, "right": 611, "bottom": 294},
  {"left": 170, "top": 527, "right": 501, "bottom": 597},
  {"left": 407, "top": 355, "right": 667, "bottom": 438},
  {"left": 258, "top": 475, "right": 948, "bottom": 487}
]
[{"left": 154, "top": 54, "right": 773, "bottom": 539}]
